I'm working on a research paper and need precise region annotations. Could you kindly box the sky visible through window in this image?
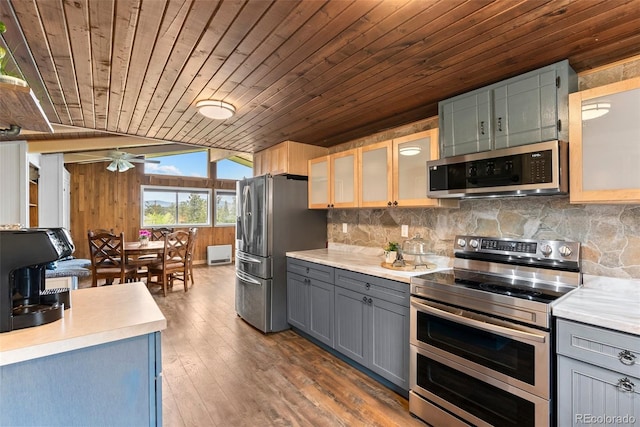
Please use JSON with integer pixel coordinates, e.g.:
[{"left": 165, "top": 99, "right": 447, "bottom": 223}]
[{"left": 144, "top": 151, "right": 252, "bottom": 180}]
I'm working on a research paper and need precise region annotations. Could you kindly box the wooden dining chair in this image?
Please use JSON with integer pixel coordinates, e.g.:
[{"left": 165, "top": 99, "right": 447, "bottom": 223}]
[
  {"left": 186, "top": 227, "right": 198, "bottom": 285},
  {"left": 150, "top": 227, "right": 174, "bottom": 241},
  {"left": 87, "top": 231, "right": 137, "bottom": 287},
  {"left": 147, "top": 230, "right": 190, "bottom": 296}
]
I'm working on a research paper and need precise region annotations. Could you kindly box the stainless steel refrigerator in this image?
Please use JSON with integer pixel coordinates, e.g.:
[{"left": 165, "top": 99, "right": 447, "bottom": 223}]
[{"left": 235, "top": 174, "right": 327, "bottom": 333}]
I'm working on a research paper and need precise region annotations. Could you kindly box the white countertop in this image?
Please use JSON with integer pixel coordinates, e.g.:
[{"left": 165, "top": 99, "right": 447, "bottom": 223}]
[
  {"left": 0, "top": 282, "right": 167, "bottom": 366},
  {"left": 286, "top": 243, "right": 452, "bottom": 284},
  {"left": 553, "top": 275, "right": 640, "bottom": 336}
]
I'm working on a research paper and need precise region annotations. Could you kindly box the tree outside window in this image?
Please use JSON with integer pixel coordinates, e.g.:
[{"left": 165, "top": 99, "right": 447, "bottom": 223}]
[
  {"left": 141, "top": 186, "right": 211, "bottom": 227},
  {"left": 214, "top": 189, "right": 236, "bottom": 227}
]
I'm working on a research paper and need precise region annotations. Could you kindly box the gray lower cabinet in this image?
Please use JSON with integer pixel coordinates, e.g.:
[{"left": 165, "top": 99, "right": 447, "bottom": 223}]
[
  {"left": 556, "top": 319, "right": 640, "bottom": 426},
  {"left": 286, "top": 258, "right": 410, "bottom": 392},
  {"left": 334, "top": 269, "right": 410, "bottom": 391},
  {"left": 287, "top": 259, "right": 335, "bottom": 347}
]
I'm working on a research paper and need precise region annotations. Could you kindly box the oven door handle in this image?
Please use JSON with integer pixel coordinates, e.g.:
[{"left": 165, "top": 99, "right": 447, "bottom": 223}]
[{"left": 411, "top": 299, "right": 546, "bottom": 343}]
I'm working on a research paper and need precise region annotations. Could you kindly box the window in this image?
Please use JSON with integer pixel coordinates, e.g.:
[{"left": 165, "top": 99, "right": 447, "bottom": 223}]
[
  {"left": 214, "top": 189, "right": 236, "bottom": 227},
  {"left": 217, "top": 158, "right": 252, "bottom": 180},
  {"left": 141, "top": 186, "right": 211, "bottom": 227},
  {"left": 144, "top": 150, "right": 209, "bottom": 178}
]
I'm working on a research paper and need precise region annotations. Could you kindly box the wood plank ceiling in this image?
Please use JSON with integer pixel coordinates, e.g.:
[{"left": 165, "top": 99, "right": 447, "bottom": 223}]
[{"left": 0, "top": 0, "right": 639, "bottom": 154}]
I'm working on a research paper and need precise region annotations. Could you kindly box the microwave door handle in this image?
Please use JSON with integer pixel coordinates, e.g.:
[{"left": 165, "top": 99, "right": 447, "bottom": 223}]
[
  {"left": 411, "top": 299, "right": 546, "bottom": 343},
  {"left": 235, "top": 270, "right": 261, "bottom": 286}
]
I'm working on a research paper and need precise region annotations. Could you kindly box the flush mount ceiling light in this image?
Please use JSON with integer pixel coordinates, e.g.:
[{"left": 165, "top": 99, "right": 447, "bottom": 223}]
[
  {"left": 582, "top": 102, "right": 611, "bottom": 120},
  {"left": 196, "top": 100, "right": 236, "bottom": 120},
  {"left": 399, "top": 146, "right": 422, "bottom": 156},
  {"left": 107, "top": 158, "right": 134, "bottom": 172}
]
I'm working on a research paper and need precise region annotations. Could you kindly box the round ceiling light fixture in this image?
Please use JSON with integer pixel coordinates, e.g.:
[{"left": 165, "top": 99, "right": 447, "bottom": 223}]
[{"left": 196, "top": 100, "right": 236, "bottom": 120}]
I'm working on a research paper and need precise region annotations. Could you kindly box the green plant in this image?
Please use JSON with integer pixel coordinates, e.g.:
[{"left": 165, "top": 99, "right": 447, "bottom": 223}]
[
  {"left": 384, "top": 242, "right": 399, "bottom": 252},
  {"left": 0, "top": 20, "right": 23, "bottom": 79}
]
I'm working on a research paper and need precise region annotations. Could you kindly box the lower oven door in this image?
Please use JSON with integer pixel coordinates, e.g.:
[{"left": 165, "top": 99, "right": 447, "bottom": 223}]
[
  {"left": 410, "top": 346, "right": 549, "bottom": 427},
  {"left": 410, "top": 297, "right": 550, "bottom": 399}
]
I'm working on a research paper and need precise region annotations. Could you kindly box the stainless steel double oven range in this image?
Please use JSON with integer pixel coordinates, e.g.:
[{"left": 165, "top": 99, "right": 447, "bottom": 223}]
[{"left": 409, "top": 235, "right": 581, "bottom": 427}]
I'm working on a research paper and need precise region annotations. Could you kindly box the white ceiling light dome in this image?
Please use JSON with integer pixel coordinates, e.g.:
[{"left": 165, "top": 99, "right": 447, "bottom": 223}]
[{"left": 196, "top": 100, "right": 236, "bottom": 120}]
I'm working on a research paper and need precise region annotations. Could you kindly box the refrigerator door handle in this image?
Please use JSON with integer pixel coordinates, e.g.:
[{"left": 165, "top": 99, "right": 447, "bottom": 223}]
[
  {"left": 236, "top": 269, "right": 262, "bottom": 286},
  {"left": 236, "top": 252, "right": 262, "bottom": 264}
]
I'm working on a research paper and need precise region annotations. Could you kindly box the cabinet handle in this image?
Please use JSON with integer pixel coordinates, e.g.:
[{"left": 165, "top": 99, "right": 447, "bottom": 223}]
[
  {"left": 497, "top": 117, "right": 503, "bottom": 132},
  {"left": 365, "top": 283, "right": 370, "bottom": 290},
  {"left": 306, "top": 267, "right": 310, "bottom": 274},
  {"left": 480, "top": 121, "right": 485, "bottom": 135},
  {"left": 619, "top": 350, "right": 637, "bottom": 366},
  {"left": 393, "top": 201, "right": 398, "bottom": 206},
  {"left": 362, "top": 296, "right": 368, "bottom": 304},
  {"left": 617, "top": 377, "right": 635, "bottom": 393},
  {"left": 368, "top": 297, "right": 373, "bottom": 305},
  {"left": 387, "top": 201, "right": 392, "bottom": 206}
]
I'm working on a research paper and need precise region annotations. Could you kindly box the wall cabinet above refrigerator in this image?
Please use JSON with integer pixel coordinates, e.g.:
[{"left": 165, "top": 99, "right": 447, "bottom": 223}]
[{"left": 253, "top": 140, "right": 327, "bottom": 177}]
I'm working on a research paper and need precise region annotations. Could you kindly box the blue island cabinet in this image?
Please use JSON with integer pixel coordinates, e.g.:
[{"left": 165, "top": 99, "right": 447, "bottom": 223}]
[{"left": 0, "top": 331, "right": 162, "bottom": 426}]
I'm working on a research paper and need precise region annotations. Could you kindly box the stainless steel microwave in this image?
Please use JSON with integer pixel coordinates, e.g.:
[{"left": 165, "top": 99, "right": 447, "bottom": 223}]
[{"left": 427, "top": 140, "right": 568, "bottom": 198}]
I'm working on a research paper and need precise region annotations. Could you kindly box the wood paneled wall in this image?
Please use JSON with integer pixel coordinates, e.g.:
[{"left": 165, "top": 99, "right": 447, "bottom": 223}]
[{"left": 66, "top": 162, "right": 236, "bottom": 263}]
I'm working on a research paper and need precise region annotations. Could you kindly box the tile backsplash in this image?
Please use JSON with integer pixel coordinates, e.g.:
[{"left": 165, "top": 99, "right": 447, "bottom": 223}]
[{"left": 327, "top": 198, "right": 640, "bottom": 279}]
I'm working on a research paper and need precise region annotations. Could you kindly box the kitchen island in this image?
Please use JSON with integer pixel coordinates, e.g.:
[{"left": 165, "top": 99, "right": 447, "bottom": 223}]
[{"left": 0, "top": 282, "right": 166, "bottom": 426}]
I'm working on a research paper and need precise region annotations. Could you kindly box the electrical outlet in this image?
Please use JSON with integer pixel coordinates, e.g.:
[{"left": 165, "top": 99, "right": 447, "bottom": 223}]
[
  {"left": 342, "top": 223, "right": 348, "bottom": 233},
  {"left": 401, "top": 225, "right": 409, "bottom": 237}
]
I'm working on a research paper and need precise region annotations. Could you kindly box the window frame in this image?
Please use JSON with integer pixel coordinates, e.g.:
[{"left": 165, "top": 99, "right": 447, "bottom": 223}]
[
  {"left": 140, "top": 185, "right": 212, "bottom": 227},
  {"left": 214, "top": 189, "right": 237, "bottom": 228}
]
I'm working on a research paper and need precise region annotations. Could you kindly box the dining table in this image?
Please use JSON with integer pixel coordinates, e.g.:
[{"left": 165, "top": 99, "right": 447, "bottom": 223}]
[{"left": 124, "top": 240, "right": 166, "bottom": 268}]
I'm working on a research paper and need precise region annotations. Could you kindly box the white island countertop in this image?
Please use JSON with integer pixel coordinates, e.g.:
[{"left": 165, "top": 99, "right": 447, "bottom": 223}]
[
  {"left": 553, "top": 275, "right": 640, "bottom": 336},
  {"left": 287, "top": 243, "right": 452, "bottom": 284},
  {"left": 0, "top": 282, "right": 166, "bottom": 366}
]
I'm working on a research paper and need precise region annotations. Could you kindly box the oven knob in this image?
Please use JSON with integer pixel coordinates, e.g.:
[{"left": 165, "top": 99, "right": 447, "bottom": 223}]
[
  {"left": 540, "top": 244, "right": 553, "bottom": 257},
  {"left": 457, "top": 238, "right": 466, "bottom": 248},
  {"left": 469, "top": 239, "right": 479, "bottom": 249},
  {"left": 559, "top": 245, "right": 573, "bottom": 257}
]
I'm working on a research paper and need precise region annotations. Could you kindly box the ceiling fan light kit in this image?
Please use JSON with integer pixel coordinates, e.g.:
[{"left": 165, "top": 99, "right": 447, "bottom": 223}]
[
  {"left": 196, "top": 100, "right": 236, "bottom": 119},
  {"left": 107, "top": 158, "right": 135, "bottom": 172}
]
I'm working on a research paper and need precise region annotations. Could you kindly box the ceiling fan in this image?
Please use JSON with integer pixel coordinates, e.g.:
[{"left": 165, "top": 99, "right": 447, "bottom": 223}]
[{"left": 73, "top": 149, "right": 160, "bottom": 172}]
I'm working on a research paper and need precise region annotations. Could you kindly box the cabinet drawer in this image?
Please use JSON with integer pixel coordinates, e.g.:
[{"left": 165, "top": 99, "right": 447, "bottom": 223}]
[
  {"left": 557, "top": 319, "right": 640, "bottom": 378},
  {"left": 286, "top": 258, "right": 334, "bottom": 283},
  {"left": 334, "top": 269, "right": 408, "bottom": 306}
]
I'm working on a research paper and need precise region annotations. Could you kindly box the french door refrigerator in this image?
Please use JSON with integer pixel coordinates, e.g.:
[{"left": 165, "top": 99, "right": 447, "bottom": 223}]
[{"left": 235, "top": 174, "right": 327, "bottom": 333}]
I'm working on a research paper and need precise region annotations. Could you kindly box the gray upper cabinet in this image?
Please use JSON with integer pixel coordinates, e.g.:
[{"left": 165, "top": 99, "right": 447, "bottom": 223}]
[
  {"left": 440, "top": 90, "right": 492, "bottom": 157},
  {"left": 439, "top": 60, "right": 577, "bottom": 157}
]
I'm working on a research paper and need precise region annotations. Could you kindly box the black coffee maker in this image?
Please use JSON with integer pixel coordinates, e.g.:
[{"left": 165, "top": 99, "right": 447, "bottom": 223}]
[{"left": 0, "top": 228, "right": 75, "bottom": 332}]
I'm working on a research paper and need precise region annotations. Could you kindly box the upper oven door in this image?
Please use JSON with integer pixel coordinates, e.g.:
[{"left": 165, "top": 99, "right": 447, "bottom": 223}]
[{"left": 410, "top": 297, "right": 550, "bottom": 399}]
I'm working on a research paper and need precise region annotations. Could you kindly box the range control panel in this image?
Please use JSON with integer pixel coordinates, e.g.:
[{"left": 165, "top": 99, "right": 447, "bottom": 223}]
[{"left": 454, "top": 235, "right": 580, "bottom": 263}]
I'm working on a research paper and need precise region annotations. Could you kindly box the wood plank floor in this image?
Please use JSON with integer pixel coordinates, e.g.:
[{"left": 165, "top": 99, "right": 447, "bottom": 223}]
[{"left": 130, "top": 264, "right": 424, "bottom": 426}]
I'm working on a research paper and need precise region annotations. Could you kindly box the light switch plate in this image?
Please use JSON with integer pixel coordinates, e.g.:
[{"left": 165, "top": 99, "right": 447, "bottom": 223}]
[
  {"left": 342, "top": 223, "right": 348, "bottom": 233},
  {"left": 401, "top": 225, "right": 409, "bottom": 237}
]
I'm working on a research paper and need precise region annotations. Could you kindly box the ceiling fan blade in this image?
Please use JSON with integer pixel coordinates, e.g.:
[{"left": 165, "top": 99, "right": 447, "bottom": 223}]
[{"left": 128, "top": 158, "right": 160, "bottom": 164}]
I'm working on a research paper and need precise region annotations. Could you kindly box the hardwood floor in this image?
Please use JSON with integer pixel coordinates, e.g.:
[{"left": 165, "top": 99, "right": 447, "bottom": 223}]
[{"left": 141, "top": 264, "right": 423, "bottom": 426}]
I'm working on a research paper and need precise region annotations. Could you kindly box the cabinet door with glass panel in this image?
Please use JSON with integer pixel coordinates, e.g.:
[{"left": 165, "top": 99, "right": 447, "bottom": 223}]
[
  {"left": 308, "top": 150, "right": 359, "bottom": 209},
  {"left": 394, "top": 129, "right": 458, "bottom": 207},
  {"left": 358, "top": 129, "right": 458, "bottom": 208},
  {"left": 569, "top": 76, "right": 640, "bottom": 203}
]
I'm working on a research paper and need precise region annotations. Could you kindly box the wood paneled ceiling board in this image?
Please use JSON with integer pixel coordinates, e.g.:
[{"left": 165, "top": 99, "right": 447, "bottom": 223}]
[
  {"left": 0, "top": 0, "right": 639, "bottom": 154},
  {"left": 0, "top": 82, "right": 53, "bottom": 133}
]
